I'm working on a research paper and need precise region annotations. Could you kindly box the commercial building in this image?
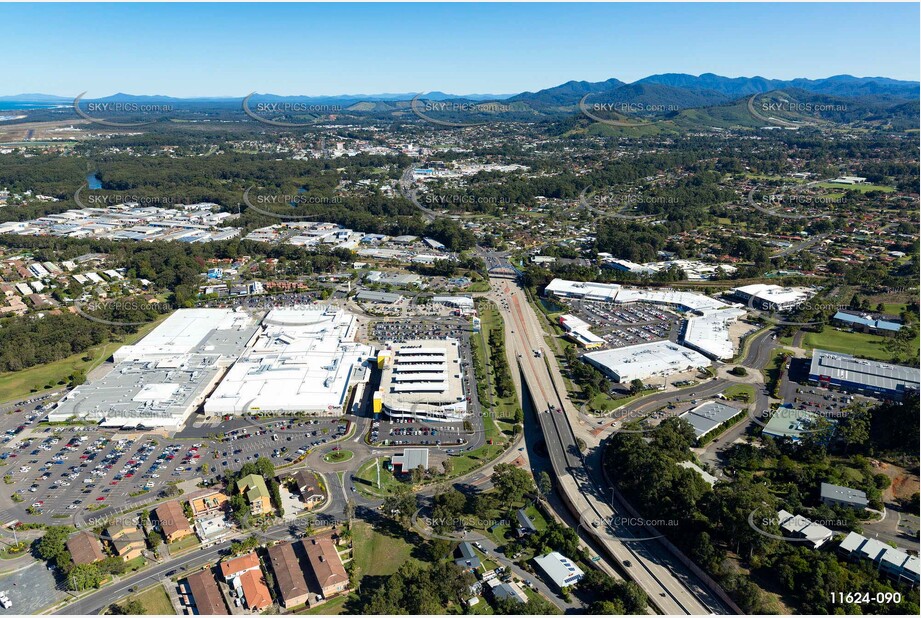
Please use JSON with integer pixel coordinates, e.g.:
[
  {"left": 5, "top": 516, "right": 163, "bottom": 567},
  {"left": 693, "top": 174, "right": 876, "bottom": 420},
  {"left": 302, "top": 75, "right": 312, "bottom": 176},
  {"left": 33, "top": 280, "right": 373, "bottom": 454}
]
[
  {"left": 729, "top": 284, "right": 813, "bottom": 311},
  {"left": 267, "top": 541, "right": 311, "bottom": 609},
  {"left": 66, "top": 531, "right": 105, "bottom": 565},
  {"left": 377, "top": 339, "right": 468, "bottom": 422},
  {"left": 534, "top": 552, "right": 584, "bottom": 589},
  {"left": 290, "top": 470, "right": 325, "bottom": 509},
  {"left": 355, "top": 289, "right": 403, "bottom": 304},
  {"left": 681, "top": 308, "right": 748, "bottom": 360},
  {"left": 49, "top": 308, "right": 259, "bottom": 430},
  {"left": 204, "top": 307, "right": 374, "bottom": 416},
  {"left": 583, "top": 341, "right": 710, "bottom": 384},
  {"left": 432, "top": 296, "right": 475, "bottom": 314},
  {"left": 678, "top": 401, "right": 744, "bottom": 440},
  {"left": 189, "top": 490, "right": 229, "bottom": 518},
  {"left": 776, "top": 510, "right": 833, "bottom": 549},
  {"left": 238, "top": 474, "right": 273, "bottom": 515},
  {"left": 303, "top": 536, "right": 349, "bottom": 601},
  {"left": 820, "top": 482, "right": 868, "bottom": 510},
  {"left": 154, "top": 500, "right": 194, "bottom": 543},
  {"left": 185, "top": 570, "right": 228, "bottom": 615},
  {"left": 808, "top": 349, "right": 919, "bottom": 400},
  {"left": 391, "top": 448, "right": 430, "bottom": 474},
  {"left": 558, "top": 314, "right": 605, "bottom": 349},
  {"left": 761, "top": 407, "right": 824, "bottom": 442},
  {"left": 832, "top": 311, "right": 902, "bottom": 336},
  {"left": 839, "top": 532, "right": 920, "bottom": 586}
]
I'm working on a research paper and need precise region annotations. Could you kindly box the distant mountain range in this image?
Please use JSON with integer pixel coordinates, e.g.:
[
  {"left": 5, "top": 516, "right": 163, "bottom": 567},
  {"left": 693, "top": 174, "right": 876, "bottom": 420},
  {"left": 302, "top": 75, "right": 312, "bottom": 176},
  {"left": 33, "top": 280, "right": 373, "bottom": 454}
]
[{"left": 3, "top": 73, "right": 917, "bottom": 106}]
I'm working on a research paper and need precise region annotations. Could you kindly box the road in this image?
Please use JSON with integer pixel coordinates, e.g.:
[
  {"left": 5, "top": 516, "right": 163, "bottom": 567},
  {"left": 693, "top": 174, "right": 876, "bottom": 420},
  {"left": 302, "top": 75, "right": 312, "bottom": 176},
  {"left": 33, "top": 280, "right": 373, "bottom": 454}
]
[{"left": 488, "top": 278, "right": 732, "bottom": 615}]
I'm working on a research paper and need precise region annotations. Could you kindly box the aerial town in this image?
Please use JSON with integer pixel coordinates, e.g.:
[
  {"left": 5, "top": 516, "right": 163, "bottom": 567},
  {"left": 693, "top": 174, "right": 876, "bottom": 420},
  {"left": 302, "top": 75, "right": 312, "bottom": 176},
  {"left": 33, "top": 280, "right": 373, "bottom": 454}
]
[{"left": 0, "top": 3, "right": 918, "bottom": 617}]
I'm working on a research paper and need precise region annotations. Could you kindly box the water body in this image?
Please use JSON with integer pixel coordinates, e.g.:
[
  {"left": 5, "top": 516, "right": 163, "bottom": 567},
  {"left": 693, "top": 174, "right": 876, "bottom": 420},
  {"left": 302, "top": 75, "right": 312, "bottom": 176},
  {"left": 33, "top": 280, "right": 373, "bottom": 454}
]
[
  {"left": 0, "top": 101, "right": 68, "bottom": 111},
  {"left": 86, "top": 172, "right": 102, "bottom": 190}
]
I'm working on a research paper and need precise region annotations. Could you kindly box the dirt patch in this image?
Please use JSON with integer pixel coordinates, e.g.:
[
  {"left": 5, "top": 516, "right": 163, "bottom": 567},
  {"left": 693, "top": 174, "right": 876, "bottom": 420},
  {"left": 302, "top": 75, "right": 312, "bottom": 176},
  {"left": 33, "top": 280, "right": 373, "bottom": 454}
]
[{"left": 872, "top": 460, "right": 920, "bottom": 503}]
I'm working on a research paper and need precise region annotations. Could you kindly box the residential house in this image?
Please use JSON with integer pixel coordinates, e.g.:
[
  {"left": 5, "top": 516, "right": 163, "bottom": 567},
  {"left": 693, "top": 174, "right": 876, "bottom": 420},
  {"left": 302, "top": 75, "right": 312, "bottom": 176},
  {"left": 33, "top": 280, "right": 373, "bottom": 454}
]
[
  {"left": 302, "top": 536, "right": 349, "bottom": 602},
  {"left": 66, "top": 531, "right": 105, "bottom": 565},
  {"left": 153, "top": 500, "right": 194, "bottom": 543},
  {"left": 238, "top": 474, "right": 273, "bottom": 516}
]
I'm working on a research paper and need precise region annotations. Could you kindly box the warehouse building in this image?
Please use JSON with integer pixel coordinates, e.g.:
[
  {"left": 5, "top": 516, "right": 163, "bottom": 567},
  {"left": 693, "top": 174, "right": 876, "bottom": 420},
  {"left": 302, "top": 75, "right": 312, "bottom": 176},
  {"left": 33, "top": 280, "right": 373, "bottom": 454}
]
[
  {"left": 377, "top": 339, "right": 468, "bottom": 421},
  {"left": 534, "top": 552, "right": 584, "bottom": 590},
  {"left": 204, "top": 307, "right": 374, "bottom": 416},
  {"left": 355, "top": 289, "right": 404, "bottom": 304},
  {"left": 583, "top": 341, "right": 710, "bottom": 383},
  {"left": 678, "top": 401, "right": 745, "bottom": 440},
  {"left": 808, "top": 349, "right": 919, "bottom": 401},
  {"left": 49, "top": 309, "right": 259, "bottom": 430}
]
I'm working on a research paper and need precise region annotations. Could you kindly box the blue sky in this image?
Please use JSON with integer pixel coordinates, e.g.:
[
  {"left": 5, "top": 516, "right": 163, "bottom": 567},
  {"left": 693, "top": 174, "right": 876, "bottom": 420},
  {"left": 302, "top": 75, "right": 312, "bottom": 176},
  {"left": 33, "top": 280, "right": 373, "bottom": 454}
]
[{"left": 1, "top": 3, "right": 918, "bottom": 97}]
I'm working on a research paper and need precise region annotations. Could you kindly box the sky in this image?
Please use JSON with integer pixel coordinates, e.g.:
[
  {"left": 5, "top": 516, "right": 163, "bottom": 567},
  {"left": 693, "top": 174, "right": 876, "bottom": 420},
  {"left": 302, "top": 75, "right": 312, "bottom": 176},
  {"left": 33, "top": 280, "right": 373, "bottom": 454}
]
[{"left": 1, "top": 3, "right": 918, "bottom": 97}]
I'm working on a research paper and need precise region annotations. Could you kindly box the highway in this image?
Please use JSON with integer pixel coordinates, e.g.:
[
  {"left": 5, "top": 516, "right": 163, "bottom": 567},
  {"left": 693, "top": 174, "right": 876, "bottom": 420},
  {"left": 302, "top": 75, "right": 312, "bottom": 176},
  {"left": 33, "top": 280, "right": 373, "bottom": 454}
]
[{"left": 489, "top": 278, "right": 732, "bottom": 615}]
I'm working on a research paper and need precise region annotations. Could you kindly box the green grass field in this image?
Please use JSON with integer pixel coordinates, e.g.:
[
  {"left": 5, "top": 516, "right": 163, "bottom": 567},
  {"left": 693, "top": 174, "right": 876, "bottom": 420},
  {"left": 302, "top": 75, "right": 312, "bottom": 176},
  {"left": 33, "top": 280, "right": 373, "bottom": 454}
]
[
  {"left": 116, "top": 583, "right": 174, "bottom": 615},
  {"left": 0, "top": 313, "right": 171, "bottom": 405},
  {"left": 816, "top": 182, "right": 895, "bottom": 193},
  {"left": 722, "top": 384, "right": 756, "bottom": 403},
  {"left": 351, "top": 520, "right": 415, "bottom": 579},
  {"left": 323, "top": 449, "right": 354, "bottom": 463},
  {"left": 295, "top": 595, "right": 350, "bottom": 615},
  {"left": 802, "top": 328, "right": 913, "bottom": 362},
  {"left": 354, "top": 458, "right": 405, "bottom": 497}
]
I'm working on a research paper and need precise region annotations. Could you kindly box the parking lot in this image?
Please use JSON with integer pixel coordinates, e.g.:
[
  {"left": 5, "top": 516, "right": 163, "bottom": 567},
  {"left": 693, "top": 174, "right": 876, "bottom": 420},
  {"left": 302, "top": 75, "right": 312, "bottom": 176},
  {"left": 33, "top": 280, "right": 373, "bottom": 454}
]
[
  {"left": 369, "top": 317, "right": 467, "bottom": 343},
  {"left": 567, "top": 299, "right": 679, "bottom": 349},
  {"left": 0, "top": 410, "right": 354, "bottom": 525}
]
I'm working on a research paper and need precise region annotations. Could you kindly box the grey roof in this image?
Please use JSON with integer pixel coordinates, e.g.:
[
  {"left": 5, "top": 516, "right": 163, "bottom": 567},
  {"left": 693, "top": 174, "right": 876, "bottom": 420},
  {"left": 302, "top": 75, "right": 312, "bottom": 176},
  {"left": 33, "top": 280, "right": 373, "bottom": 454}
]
[
  {"left": 678, "top": 401, "right": 744, "bottom": 438},
  {"left": 391, "top": 448, "right": 429, "bottom": 471},
  {"left": 516, "top": 509, "right": 538, "bottom": 532},
  {"left": 762, "top": 407, "right": 824, "bottom": 440},
  {"left": 809, "top": 349, "right": 920, "bottom": 394},
  {"left": 820, "top": 482, "right": 868, "bottom": 507},
  {"left": 454, "top": 542, "right": 481, "bottom": 569},
  {"left": 355, "top": 290, "right": 403, "bottom": 304}
]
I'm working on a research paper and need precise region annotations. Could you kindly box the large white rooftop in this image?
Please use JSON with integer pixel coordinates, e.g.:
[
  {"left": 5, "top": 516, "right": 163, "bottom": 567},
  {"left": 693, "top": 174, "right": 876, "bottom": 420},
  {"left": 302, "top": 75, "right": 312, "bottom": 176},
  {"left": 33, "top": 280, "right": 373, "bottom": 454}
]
[
  {"left": 378, "top": 339, "right": 467, "bottom": 421},
  {"left": 584, "top": 341, "right": 710, "bottom": 383},
  {"left": 204, "top": 307, "right": 374, "bottom": 415}
]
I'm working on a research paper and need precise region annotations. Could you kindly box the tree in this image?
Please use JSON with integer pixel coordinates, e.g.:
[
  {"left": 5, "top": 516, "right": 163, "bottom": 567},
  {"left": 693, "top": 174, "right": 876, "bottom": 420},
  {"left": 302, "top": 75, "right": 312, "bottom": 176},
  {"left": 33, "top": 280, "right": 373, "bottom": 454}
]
[
  {"left": 68, "top": 563, "right": 103, "bottom": 591},
  {"left": 35, "top": 526, "right": 70, "bottom": 564},
  {"left": 382, "top": 484, "right": 417, "bottom": 528},
  {"left": 491, "top": 463, "right": 535, "bottom": 506},
  {"left": 629, "top": 378, "right": 645, "bottom": 394},
  {"left": 108, "top": 599, "right": 145, "bottom": 615},
  {"left": 441, "top": 458, "right": 454, "bottom": 476},
  {"left": 537, "top": 471, "right": 553, "bottom": 499}
]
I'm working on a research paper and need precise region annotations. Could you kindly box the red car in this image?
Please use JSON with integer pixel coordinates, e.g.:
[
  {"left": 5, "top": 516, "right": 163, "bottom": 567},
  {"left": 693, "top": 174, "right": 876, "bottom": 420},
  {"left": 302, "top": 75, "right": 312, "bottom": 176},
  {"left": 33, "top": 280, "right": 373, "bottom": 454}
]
[{"left": 96, "top": 496, "right": 106, "bottom": 501}]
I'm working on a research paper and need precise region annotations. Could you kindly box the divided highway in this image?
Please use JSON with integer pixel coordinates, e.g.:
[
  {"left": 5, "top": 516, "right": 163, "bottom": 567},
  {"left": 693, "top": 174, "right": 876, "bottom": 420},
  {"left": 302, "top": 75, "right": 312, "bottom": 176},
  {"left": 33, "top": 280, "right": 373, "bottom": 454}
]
[{"left": 491, "top": 278, "right": 731, "bottom": 615}]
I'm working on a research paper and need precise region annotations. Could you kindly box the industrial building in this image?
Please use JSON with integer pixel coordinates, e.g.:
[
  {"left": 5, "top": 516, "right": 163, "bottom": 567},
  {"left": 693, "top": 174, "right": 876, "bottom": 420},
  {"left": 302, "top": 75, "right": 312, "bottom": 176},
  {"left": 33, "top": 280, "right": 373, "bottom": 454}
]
[
  {"left": 377, "top": 339, "right": 468, "bottom": 421},
  {"left": 820, "top": 482, "right": 868, "bottom": 510},
  {"left": 808, "top": 349, "right": 920, "bottom": 400},
  {"left": 204, "top": 307, "right": 374, "bottom": 416},
  {"left": 761, "top": 407, "right": 824, "bottom": 442},
  {"left": 49, "top": 309, "right": 259, "bottom": 430},
  {"left": 583, "top": 341, "right": 710, "bottom": 383},
  {"left": 832, "top": 311, "right": 902, "bottom": 336},
  {"left": 391, "top": 448, "right": 430, "bottom": 473},
  {"left": 729, "top": 283, "right": 814, "bottom": 311},
  {"left": 355, "top": 289, "right": 403, "bottom": 304},
  {"left": 678, "top": 401, "right": 745, "bottom": 440},
  {"left": 534, "top": 552, "right": 584, "bottom": 589}
]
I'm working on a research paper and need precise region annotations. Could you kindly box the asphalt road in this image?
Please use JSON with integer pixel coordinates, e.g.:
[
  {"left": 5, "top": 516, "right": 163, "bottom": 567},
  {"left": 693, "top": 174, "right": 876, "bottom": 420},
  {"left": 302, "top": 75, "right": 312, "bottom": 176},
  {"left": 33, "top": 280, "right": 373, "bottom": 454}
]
[{"left": 489, "top": 278, "right": 731, "bottom": 615}]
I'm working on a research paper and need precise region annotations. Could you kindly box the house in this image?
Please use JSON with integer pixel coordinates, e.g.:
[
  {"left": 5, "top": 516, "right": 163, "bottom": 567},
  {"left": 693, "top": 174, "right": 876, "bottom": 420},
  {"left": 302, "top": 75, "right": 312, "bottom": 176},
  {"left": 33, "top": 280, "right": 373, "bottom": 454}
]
[
  {"left": 220, "top": 552, "right": 262, "bottom": 582},
  {"left": 488, "top": 579, "right": 529, "bottom": 604},
  {"left": 237, "top": 568, "right": 272, "bottom": 611},
  {"left": 66, "top": 531, "right": 105, "bottom": 565},
  {"left": 291, "top": 470, "right": 325, "bottom": 509},
  {"left": 189, "top": 491, "right": 229, "bottom": 518},
  {"left": 238, "top": 474, "right": 273, "bottom": 515},
  {"left": 776, "top": 510, "right": 833, "bottom": 549},
  {"left": 820, "top": 482, "right": 868, "bottom": 510},
  {"left": 153, "top": 500, "right": 194, "bottom": 542},
  {"left": 106, "top": 525, "right": 147, "bottom": 561},
  {"left": 185, "top": 569, "right": 228, "bottom": 615},
  {"left": 267, "top": 541, "right": 311, "bottom": 609},
  {"left": 454, "top": 542, "right": 481, "bottom": 570},
  {"left": 516, "top": 509, "right": 538, "bottom": 536},
  {"left": 534, "top": 552, "right": 584, "bottom": 589},
  {"left": 302, "top": 536, "right": 349, "bottom": 602}
]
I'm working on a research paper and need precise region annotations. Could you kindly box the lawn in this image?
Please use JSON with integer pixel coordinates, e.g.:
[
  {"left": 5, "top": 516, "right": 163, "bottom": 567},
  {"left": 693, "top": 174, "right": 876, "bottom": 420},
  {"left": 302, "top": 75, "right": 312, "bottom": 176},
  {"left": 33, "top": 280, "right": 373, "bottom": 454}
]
[
  {"left": 0, "top": 313, "right": 170, "bottom": 404},
  {"left": 167, "top": 534, "right": 200, "bottom": 555},
  {"left": 816, "top": 182, "right": 895, "bottom": 193},
  {"left": 323, "top": 449, "right": 354, "bottom": 463},
  {"left": 353, "top": 458, "right": 405, "bottom": 498},
  {"left": 295, "top": 594, "right": 351, "bottom": 615},
  {"left": 722, "top": 384, "right": 756, "bottom": 403},
  {"left": 802, "top": 328, "right": 913, "bottom": 362},
  {"left": 351, "top": 520, "right": 415, "bottom": 579},
  {"left": 117, "top": 583, "right": 174, "bottom": 615}
]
